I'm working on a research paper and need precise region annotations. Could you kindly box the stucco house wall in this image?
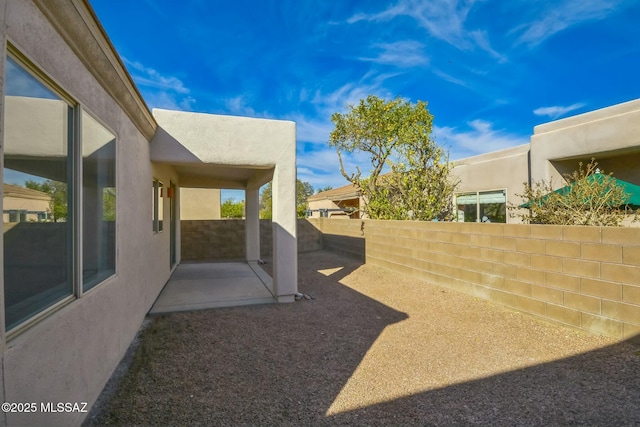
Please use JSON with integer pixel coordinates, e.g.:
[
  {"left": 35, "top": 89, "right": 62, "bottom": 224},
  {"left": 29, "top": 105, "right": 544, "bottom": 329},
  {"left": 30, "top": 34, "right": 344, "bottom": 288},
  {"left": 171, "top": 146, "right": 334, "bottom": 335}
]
[
  {"left": 531, "top": 98, "right": 640, "bottom": 185},
  {"left": 180, "top": 188, "right": 221, "bottom": 220},
  {"left": 2, "top": 184, "right": 52, "bottom": 222},
  {"left": 0, "top": 2, "right": 298, "bottom": 425},
  {"left": 310, "top": 99, "right": 640, "bottom": 224},
  {"left": 451, "top": 144, "right": 530, "bottom": 224},
  {"left": 0, "top": 1, "right": 174, "bottom": 425}
]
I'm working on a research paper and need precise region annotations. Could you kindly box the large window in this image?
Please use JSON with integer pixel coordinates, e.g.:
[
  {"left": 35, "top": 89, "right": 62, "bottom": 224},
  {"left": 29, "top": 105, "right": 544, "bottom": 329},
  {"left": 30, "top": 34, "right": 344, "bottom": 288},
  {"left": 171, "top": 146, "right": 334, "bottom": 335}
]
[
  {"left": 3, "top": 50, "right": 116, "bottom": 332},
  {"left": 82, "top": 111, "right": 116, "bottom": 291},
  {"left": 456, "top": 190, "right": 507, "bottom": 223}
]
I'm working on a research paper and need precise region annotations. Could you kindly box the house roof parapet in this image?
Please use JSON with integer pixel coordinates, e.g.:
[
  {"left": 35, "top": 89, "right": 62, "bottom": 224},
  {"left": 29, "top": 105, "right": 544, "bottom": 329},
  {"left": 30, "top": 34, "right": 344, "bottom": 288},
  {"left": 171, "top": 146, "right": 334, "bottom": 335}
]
[{"left": 33, "top": 0, "right": 157, "bottom": 140}]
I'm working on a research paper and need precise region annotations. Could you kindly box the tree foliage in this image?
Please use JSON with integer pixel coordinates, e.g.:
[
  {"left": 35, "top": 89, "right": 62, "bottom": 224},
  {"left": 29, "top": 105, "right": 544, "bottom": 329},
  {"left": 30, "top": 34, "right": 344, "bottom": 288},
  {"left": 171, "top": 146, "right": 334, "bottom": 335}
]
[
  {"left": 259, "top": 180, "right": 314, "bottom": 219},
  {"left": 329, "top": 95, "right": 457, "bottom": 221},
  {"left": 103, "top": 187, "right": 116, "bottom": 221},
  {"left": 297, "top": 181, "right": 315, "bottom": 217},
  {"left": 259, "top": 184, "right": 273, "bottom": 219},
  {"left": 512, "top": 159, "right": 637, "bottom": 226},
  {"left": 221, "top": 198, "right": 245, "bottom": 219},
  {"left": 25, "top": 179, "right": 67, "bottom": 222}
]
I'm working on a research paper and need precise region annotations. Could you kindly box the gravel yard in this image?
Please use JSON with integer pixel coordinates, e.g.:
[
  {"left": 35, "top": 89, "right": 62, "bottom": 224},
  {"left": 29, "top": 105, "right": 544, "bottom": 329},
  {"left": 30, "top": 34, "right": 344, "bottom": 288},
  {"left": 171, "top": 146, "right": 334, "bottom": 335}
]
[{"left": 87, "top": 250, "right": 640, "bottom": 426}]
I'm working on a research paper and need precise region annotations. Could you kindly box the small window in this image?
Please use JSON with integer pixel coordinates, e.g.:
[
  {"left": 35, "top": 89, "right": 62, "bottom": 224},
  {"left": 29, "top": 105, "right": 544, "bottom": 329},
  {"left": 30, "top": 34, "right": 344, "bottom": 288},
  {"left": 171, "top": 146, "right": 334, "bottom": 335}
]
[
  {"left": 152, "top": 179, "right": 164, "bottom": 232},
  {"left": 456, "top": 190, "right": 506, "bottom": 223}
]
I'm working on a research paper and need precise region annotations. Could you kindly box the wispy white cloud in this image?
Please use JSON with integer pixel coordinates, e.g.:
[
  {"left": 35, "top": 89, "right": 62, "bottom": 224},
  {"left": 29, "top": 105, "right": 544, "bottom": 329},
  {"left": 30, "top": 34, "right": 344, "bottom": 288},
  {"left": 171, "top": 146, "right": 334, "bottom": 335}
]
[
  {"left": 359, "top": 40, "right": 430, "bottom": 68},
  {"left": 224, "top": 95, "right": 258, "bottom": 117},
  {"left": 533, "top": 103, "right": 586, "bottom": 119},
  {"left": 297, "top": 145, "right": 374, "bottom": 189},
  {"left": 435, "top": 119, "right": 529, "bottom": 160},
  {"left": 312, "top": 73, "right": 397, "bottom": 113},
  {"left": 347, "top": 0, "right": 503, "bottom": 59},
  {"left": 124, "top": 58, "right": 195, "bottom": 110},
  {"left": 432, "top": 68, "right": 472, "bottom": 89},
  {"left": 347, "top": 2, "right": 407, "bottom": 25},
  {"left": 125, "top": 59, "right": 190, "bottom": 94},
  {"left": 512, "top": 0, "right": 627, "bottom": 47},
  {"left": 289, "top": 77, "right": 394, "bottom": 147},
  {"left": 289, "top": 115, "right": 335, "bottom": 145},
  {"left": 143, "top": 91, "right": 196, "bottom": 111},
  {"left": 469, "top": 30, "right": 508, "bottom": 63}
]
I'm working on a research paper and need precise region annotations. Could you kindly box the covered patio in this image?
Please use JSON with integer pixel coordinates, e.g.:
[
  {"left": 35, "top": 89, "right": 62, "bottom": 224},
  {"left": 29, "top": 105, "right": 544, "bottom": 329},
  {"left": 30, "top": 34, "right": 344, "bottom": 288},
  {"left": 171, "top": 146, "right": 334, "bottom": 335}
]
[
  {"left": 150, "top": 109, "right": 298, "bottom": 305},
  {"left": 150, "top": 261, "right": 275, "bottom": 313}
]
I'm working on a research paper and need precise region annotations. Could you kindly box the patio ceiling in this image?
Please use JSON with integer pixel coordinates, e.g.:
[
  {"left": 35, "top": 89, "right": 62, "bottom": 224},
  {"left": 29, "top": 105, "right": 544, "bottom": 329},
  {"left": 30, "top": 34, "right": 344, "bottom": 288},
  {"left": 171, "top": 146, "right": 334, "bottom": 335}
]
[
  {"left": 150, "top": 108, "right": 292, "bottom": 190},
  {"left": 172, "top": 163, "right": 274, "bottom": 189}
]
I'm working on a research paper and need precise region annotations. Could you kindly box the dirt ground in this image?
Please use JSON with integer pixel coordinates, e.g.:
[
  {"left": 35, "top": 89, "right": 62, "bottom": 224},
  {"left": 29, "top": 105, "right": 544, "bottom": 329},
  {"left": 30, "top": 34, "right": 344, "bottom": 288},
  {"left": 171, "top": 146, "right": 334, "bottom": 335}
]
[{"left": 86, "top": 250, "right": 640, "bottom": 426}]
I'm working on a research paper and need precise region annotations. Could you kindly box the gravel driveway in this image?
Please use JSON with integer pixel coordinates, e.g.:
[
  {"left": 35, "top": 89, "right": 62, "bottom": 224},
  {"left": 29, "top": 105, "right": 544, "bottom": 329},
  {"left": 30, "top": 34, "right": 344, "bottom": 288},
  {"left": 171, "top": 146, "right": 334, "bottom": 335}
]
[{"left": 87, "top": 250, "right": 640, "bottom": 426}]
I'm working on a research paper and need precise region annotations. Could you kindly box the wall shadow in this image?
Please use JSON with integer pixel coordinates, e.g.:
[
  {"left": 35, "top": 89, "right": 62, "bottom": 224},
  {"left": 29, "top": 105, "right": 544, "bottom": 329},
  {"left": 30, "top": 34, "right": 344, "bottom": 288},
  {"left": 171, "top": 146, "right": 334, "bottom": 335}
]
[
  {"left": 327, "top": 336, "right": 640, "bottom": 426},
  {"left": 87, "top": 250, "right": 639, "bottom": 426},
  {"left": 321, "top": 234, "right": 365, "bottom": 263},
  {"left": 87, "top": 250, "right": 406, "bottom": 425}
]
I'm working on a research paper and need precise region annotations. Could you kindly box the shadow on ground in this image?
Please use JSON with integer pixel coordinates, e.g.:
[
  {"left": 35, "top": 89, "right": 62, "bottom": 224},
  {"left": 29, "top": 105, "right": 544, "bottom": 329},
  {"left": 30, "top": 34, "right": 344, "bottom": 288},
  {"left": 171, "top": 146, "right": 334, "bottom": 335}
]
[{"left": 87, "top": 250, "right": 640, "bottom": 426}]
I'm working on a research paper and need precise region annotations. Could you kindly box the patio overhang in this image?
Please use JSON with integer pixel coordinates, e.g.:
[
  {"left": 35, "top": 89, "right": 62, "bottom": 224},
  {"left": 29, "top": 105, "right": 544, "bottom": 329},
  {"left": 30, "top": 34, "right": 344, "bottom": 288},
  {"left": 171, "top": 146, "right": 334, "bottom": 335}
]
[{"left": 150, "top": 109, "right": 298, "bottom": 302}]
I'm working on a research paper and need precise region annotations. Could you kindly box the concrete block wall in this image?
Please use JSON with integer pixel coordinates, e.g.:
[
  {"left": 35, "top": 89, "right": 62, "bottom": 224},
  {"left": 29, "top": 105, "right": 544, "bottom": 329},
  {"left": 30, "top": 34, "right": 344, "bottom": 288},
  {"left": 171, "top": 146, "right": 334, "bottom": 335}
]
[
  {"left": 181, "top": 219, "right": 323, "bottom": 261},
  {"left": 181, "top": 219, "right": 246, "bottom": 260},
  {"left": 310, "top": 219, "right": 640, "bottom": 341},
  {"left": 296, "top": 219, "right": 324, "bottom": 253},
  {"left": 307, "top": 218, "right": 365, "bottom": 261}
]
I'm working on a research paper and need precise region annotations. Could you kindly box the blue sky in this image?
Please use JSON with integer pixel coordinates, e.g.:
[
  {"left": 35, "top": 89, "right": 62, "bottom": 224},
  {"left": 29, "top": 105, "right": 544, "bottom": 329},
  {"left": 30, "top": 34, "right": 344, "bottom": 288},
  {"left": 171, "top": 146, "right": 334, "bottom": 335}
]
[{"left": 91, "top": 0, "right": 640, "bottom": 199}]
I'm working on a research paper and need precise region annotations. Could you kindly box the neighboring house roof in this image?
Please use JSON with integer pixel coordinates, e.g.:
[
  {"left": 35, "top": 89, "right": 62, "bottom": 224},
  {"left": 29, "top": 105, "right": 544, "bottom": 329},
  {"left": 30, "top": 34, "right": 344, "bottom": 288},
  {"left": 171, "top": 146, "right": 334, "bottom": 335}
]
[
  {"left": 307, "top": 183, "right": 360, "bottom": 202},
  {"left": 3, "top": 183, "right": 52, "bottom": 201}
]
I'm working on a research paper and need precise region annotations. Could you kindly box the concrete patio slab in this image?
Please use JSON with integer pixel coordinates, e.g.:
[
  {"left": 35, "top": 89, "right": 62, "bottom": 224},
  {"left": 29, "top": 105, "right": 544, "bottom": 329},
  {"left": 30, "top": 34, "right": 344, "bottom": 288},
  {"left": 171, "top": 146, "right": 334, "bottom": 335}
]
[{"left": 149, "top": 262, "right": 275, "bottom": 314}]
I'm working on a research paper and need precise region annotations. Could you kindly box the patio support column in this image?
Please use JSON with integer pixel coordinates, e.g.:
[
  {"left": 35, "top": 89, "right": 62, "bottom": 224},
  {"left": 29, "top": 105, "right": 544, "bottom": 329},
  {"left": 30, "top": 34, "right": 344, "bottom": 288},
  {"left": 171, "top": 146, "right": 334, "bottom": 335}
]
[
  {"left": 272, "top": 164, "right": 297, "bottom": 303},
  {"left": 245, "top": 188, "right": 260, "bottom": 261}
]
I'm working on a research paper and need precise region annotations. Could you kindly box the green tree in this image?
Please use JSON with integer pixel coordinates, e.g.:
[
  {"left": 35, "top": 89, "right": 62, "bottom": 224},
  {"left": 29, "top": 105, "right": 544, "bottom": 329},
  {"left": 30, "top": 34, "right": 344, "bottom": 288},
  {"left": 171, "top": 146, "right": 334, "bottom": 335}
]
[
  {"left": 317, "top": 185, "right": 334, "bottom": 193},
  {"left": 259, "top": 180, "right": 314, "bottom": 219},
  {"left": 329, "top": 95, "right": 457, "bottom": 220},
  {"left": 25, "top": 179, "right": 68, "bottom": 222},
  {"left": 221, "top": 198, "right": 245, "bottom": 219},
  {"left": 297, "top": 180, "right": 314, "bottom": 217},
  {"left": 259, "top": 183, "right": 272, "bottom": 219},
  {"left": 102, "top": 187, "right": 116, "bottom": 221},
  {"left": 512, "top": 159, "right": 637, "bottom": 226}
]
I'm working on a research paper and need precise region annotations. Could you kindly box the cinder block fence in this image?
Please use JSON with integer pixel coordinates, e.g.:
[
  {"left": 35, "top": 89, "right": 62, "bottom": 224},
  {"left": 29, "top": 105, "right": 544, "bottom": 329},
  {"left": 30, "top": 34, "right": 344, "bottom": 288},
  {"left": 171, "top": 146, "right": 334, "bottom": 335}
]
[
  {"left": 181, "top": 219, "right": 323, "bottom": 260},
  {"left": 308, "top": 218, "right": 640, "bottom": 342},
  {"left": 181, "top": 218, "right": 639, "bottom": 341}
]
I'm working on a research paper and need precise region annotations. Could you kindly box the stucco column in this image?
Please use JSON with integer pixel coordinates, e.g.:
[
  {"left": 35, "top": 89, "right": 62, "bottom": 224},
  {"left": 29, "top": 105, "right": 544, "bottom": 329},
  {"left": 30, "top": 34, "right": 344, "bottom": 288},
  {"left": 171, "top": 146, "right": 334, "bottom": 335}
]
[
  {"left": 271, "top": 165, "right": 297, "bottom": 302},
  {"left": 245, "top": 188, "right": 260, "bottom": 261}
]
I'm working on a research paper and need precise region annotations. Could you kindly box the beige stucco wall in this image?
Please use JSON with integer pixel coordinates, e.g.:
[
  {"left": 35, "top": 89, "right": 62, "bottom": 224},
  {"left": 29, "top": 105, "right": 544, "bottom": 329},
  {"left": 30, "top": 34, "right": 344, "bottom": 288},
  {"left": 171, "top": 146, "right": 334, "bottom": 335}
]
[
  {"left": 307, "top": 199, "right": 341, "bottom": 217},
  {"left": 452, "top": 144, "right": 530, "bottom": 223},
  {"left": 2, "top": 195, "right": 50, "bottom": 222},
  {"left": 151, "top": 109, "right": 298, "bottom": 302},
  {"left": 531, "top": 98, "right": 640, "bottom": 185},
  {"left": 0, "top": 1, "right": 174, "bottom": 425},
  {"left": 180, "top": 188, "right": 221, "bottom": 220}
]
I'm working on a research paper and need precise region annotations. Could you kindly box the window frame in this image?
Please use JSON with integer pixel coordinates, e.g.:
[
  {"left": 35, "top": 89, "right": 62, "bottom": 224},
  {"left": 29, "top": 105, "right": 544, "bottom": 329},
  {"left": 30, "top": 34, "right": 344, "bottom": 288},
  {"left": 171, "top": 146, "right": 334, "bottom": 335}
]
[
  {"left": 152, "top": 179, "right": 164, "bottom": 233},
  {"left": 80, "top": 107, "right": 118, "bottom": 294},
  {"left": 455, "top": 188, "right": 507, "bottom": 223},
  {"left": 3, "top": 44, "right": 118, "bottom": 337}
]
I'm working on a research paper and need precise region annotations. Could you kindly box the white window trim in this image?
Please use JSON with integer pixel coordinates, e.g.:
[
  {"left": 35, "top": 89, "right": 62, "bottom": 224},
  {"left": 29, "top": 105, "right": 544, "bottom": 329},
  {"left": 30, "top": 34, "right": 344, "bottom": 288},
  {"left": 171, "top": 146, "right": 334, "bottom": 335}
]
[{"left": 455, "top": 188, "right": 507, "bottom": 223}]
